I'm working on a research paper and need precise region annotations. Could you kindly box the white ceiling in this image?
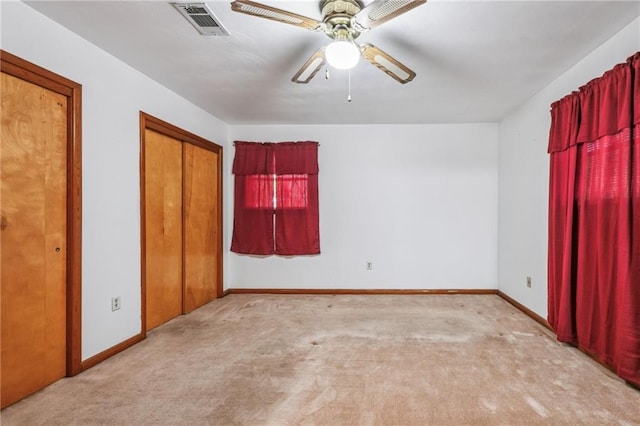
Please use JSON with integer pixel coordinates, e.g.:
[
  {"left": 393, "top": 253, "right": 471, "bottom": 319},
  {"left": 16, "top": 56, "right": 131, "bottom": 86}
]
[{"left": 24, "top": 1, "right": 640, "bottom": 125}]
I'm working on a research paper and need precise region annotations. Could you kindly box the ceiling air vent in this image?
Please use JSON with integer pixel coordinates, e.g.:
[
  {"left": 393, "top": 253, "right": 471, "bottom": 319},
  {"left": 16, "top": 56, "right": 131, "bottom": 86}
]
[{"left": 172, "top": 3, "right": 229, "bottom": 36}]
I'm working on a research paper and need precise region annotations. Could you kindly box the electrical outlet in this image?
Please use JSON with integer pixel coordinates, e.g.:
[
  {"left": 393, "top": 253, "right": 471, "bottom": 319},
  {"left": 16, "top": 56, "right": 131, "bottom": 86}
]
[
  {"left": 111, "top": 296, "right": 121, "bottom": 311},
  {"left": 526, "top": 276, "right": 532, "bottom": 288},
  {"left": 366, "top": 261, "right": 373, "bottom": 270}
]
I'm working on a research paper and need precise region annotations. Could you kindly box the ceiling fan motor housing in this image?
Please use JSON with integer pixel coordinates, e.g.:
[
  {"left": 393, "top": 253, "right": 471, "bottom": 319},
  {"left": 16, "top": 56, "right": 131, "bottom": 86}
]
[{"left": 321, "top": 0, "right": 363, "bottom": 40}]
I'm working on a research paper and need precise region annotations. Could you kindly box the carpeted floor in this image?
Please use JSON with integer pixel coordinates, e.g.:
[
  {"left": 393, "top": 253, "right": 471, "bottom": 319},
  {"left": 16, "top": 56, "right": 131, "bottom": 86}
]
[{"left": 2, "top": 294, "right": 639, "bottom": 425}]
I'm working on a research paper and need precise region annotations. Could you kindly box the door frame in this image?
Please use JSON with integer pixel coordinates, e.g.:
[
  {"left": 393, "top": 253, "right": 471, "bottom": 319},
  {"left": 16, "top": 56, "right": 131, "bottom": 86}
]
[
  {"left": 0, "top": 50, "right": 83, "bottom": 376},
  {"left": 139, "top": 112, "right": 223, "bottom": 336}
]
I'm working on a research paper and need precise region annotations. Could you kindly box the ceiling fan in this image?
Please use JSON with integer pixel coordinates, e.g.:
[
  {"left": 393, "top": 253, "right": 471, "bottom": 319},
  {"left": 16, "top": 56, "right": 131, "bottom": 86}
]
[{"left": 230, "top": 0, "right": 426, "bottom": 84}]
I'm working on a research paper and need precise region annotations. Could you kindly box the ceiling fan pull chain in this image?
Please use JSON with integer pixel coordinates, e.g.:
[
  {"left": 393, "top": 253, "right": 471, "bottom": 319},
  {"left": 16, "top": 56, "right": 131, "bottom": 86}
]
[
  {"left": 348, "top": 69, "right": 352, "bottom": 102},
  {"left": 325, "top": 68, "right": 330, "bottom": 80}
]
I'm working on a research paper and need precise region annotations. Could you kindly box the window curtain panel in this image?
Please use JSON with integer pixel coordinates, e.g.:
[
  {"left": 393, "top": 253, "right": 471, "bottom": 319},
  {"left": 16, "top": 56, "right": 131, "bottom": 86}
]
[
  {"left": 547, "top": 52, "right": 640, "bottom": 386},
  {"left": 231, "top": 142, "right": 275, "bottom": 255},
  {"left": 231, "top": 141, "right": 320, "bottom": 255},
  {"left": 274, "top": 142, "right": 320, "bottom": 255}
]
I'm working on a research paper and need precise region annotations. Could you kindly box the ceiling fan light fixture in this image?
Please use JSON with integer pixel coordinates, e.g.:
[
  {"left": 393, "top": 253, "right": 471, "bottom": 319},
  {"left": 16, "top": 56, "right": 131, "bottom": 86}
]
[{"left": 325, "top": 28, "right": 360, "bottom": 70}]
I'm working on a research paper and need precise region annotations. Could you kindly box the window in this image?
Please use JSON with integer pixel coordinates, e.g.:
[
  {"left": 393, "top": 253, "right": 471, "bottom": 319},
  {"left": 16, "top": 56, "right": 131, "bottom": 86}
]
[
  {"left": 231, "top": 141, "right": 320, "bottom": 255},
  {"left": 244, "top": 174, "right": 309, "bottom": 209}
]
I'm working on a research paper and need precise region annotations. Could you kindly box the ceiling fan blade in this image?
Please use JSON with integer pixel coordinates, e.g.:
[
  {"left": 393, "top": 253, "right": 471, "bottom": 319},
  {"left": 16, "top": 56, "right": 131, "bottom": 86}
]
[
  {"left": 292, "top": 48, "right": 326, "bottom": 84},
  {"left": 361, "top": 43, "right": 416, "bottom": 84},
  {"left": 353, "top": 0, "right": 426, "bottom": 30},
  {"left": 231, "top": 0, "right": 322, "bottom": 30}
]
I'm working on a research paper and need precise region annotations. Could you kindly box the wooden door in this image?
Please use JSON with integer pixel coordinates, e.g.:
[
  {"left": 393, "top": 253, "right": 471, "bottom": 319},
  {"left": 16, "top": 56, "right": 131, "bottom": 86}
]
[
  {"left": 183, "top": 144, "right": 220, "bottom": 312},
  {"left": 1, "top": 72, "right": 67, "bottom": 407},
  {"left": 144, "top": 129, "right": 183, "bottom": 330},
  {"left": 141, "top": 112, "right": 223, "bottom": 333}
]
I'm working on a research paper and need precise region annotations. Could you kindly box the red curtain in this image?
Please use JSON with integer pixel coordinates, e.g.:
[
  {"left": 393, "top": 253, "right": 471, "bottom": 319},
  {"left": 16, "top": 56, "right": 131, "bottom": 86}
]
[
  {"left": 231, "top": 141, "right": 320, "bottom": 255},
  {"left": 274, "top": 142, "right": 320, "bottom": 255},
  {"left": 547, "top": 93, "right": 581, "bottom": 343},
  {"left": 231, "top": 142, "right": 275, "bottom": 255},
  {"left": 547, "top": 52, "right": 640, "bottom": 386}
]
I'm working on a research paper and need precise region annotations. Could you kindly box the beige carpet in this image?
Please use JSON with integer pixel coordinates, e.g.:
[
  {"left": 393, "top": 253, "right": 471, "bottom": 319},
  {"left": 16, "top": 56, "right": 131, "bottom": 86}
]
[{"left": 2, "top": 294, "right": 639, "bottom": 425}]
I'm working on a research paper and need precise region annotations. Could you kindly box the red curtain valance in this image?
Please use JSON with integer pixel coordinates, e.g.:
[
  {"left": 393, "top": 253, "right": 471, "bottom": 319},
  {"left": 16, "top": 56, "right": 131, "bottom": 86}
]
[
  {"left": 548, "top": 52, "right": 638, "bottom": 153},
  {"left": 576, "top": 62, "right": 632, "bottom": 145},
  {"left": 232, "top": 141, "right": 319, "bottom": 175},
  {"left": 232, "top": 141, "right": 273, "bottom": 175},
  {"left": 547, "top": 93, "right": 580, "bottom": 153},
  {"left": 273, "top": 142, "right": 319, "bottom": 175}
]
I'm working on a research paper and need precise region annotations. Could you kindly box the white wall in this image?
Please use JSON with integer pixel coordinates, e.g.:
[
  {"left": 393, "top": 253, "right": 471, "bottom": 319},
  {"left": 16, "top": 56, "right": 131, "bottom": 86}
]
[
  {"left": 498, "top": 17, "right": 640, "bottom": 318},
  {"left": 1, "top": 1, "right": 230, "bottom": 360},
  {"left": 229, "top": 124, "right": 499, "bottom": 290}
]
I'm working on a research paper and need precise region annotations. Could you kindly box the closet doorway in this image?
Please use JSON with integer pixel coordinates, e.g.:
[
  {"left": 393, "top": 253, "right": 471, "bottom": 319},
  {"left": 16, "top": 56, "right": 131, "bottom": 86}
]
[
  {"left": 1, "top": 51, "right": 82, "bottom": 408},
  {"left": 140, "top": 113, "right": 223, "bottom": 332}
]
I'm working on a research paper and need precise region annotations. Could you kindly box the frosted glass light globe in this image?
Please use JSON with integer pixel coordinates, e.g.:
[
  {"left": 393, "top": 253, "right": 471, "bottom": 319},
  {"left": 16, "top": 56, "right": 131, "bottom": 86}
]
[{"left": 325, "top": 41, "right": 360, "bottom": 70}]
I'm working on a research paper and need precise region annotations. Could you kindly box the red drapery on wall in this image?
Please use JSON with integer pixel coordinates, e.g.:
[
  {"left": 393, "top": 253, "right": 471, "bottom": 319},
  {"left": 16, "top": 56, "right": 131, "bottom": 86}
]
[
  {"left": 231, "top": 142, "right": 275, "bottom": 254},
  {"left": 273, "top": 142, "right": 320, "bottom": 255},
  {"left": 231, "top": 141, "right": 320, "bottom": 255},
  {"left": 547, "top": 52, "right": 640, "bottom": 386},
  {"left": 547, "top": 93, "right": 581, "bottom": 343}
]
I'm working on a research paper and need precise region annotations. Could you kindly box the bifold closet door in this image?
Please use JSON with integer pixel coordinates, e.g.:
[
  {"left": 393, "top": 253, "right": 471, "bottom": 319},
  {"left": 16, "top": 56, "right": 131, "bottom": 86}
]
[
  {"left": 183, "top": 144, "right": 220, "bottom": 313},
  {"left": 1, "top": 72, "right": 67, "bottom": 407},
  {"left": 144, "top": 129, "right": 183, "bottom": 331}
]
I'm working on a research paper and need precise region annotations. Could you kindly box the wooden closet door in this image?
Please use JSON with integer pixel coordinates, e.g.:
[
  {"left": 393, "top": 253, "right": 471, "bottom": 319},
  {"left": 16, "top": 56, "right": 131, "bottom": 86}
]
[
  {"left": 183, "top": 144, "right": 220, "bottom": 312},
  {"left": 1, "top": 72, "right": 67, "bottom": 407},
  {"left": 144, "top": 129, "right": 183, "bottom": 331}
]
